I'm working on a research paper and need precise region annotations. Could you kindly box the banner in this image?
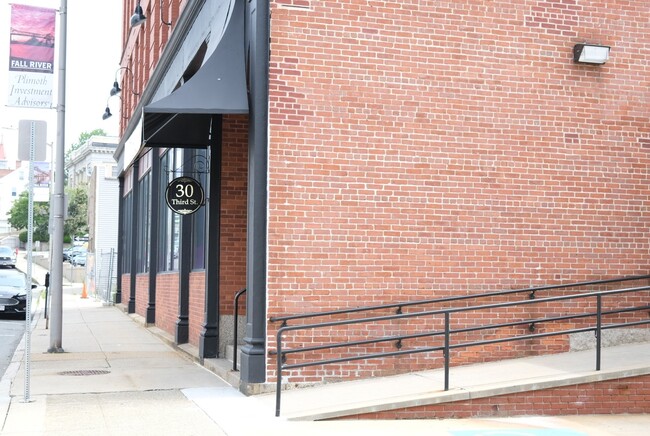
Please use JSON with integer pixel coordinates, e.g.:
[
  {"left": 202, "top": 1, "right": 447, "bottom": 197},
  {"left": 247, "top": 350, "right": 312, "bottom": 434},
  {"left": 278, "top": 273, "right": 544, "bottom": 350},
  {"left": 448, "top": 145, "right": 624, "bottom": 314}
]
[
  {"left": 7, "top": 4, "right": 56, "bottom": 108},
  {"left": 33, "top": 161, "right": 51, "bottom": 202}
]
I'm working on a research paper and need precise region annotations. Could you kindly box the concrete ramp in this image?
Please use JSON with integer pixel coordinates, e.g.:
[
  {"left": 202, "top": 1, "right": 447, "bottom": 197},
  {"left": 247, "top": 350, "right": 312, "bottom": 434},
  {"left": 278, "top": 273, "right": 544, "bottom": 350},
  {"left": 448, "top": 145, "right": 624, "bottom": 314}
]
[{"left": 255, "top": 341, "right": 650, "bottom": 420}]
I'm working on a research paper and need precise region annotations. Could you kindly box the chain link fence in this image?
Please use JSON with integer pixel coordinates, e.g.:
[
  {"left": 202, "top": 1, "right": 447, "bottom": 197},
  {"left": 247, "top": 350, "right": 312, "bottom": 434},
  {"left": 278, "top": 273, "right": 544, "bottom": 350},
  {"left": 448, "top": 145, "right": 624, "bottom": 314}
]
[{"left": 93, "top": 248, "right": 118, "bottom": 304}]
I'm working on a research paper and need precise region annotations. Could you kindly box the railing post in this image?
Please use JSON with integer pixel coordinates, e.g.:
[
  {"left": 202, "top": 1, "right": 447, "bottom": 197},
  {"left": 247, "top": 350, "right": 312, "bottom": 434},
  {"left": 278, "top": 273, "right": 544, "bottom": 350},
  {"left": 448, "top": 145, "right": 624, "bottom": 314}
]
[
  {"left": 275, "top": 328, "right": 283, "bottom": 417},
  {"left": 232, "top": 288, "right": 246, "bottom": 371},
  {"left": 444, "top": 311, "right": 450, "bottom": 391},
  {"left": 596, "top": 294, "right": 602, "bottom": 371}
]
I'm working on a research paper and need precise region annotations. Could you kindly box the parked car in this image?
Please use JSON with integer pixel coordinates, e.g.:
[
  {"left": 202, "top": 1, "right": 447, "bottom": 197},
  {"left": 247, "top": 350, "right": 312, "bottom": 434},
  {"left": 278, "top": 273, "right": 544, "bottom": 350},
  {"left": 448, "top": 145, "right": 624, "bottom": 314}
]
[
  {"left": 63, "top": 246, "right": 86, "bottom": 263},
  {"left": 0, "top": 269, "right": 37, "bottom": 319},
  {"left": 0, "top": 246, "right": 17, "bottom": 268},
  {"left": 71, "top": 252, "right": 87, "bottom": 267},
  {"left": 62, "top": 247, "right": 74, "bottom": 262}
]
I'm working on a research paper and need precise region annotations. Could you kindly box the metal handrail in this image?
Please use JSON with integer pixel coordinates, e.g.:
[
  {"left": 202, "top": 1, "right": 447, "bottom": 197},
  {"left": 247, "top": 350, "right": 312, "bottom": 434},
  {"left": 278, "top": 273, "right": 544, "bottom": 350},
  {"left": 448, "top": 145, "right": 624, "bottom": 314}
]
[
  {"left": 269, "top": 274, "right": 650, "bottom": 325},
  {"left": 273, "top": 304, "right": 650, "bottom": 358},
  {"left": 232, "top": 287, "right": 246, "bottom": 371},
  {"left": 273, "top": 279, "right": 650, "bottom": 416}
]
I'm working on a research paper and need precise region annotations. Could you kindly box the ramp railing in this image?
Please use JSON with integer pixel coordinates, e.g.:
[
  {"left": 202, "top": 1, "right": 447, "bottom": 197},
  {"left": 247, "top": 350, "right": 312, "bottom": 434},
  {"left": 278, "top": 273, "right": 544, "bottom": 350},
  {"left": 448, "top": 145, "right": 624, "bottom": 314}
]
[{"left": 271, "top": 275, "right": 650, "bottom": 416}]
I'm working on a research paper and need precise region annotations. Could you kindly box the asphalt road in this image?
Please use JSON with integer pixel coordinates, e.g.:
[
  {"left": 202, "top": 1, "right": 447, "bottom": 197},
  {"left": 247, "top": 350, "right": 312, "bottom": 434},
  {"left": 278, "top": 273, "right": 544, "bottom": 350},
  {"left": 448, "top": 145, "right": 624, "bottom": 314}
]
[
  {"left": 0, "top": 259, "right": 47, "bottom": 382},
  {"left": 0, "top": 318, "right": 25, "bottom": 379}
]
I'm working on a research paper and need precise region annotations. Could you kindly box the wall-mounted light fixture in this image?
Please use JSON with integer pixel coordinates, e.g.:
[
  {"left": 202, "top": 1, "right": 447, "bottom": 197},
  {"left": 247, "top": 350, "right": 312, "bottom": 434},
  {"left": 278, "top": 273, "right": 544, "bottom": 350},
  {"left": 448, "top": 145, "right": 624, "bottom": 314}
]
[
  {"left": 110, "top": 66, "right": 140, "bottom": 96},
  {"left": 130, "top": 0, "right": 146, "bottom": 27},
  {"left": 110, "top": 80, "right": 120, "bottom": 96},
  {"left": 130, "top": 1, "right": 172, "bottom": 28},
  {"left": 573, "top": 43, "right": 610, "bottom": 65},
  {"left": 102, "top": 96, "right": 129, "bottom": 121},
  {"left": 102, "top": 98, "right": 112, "bottom": 120}
]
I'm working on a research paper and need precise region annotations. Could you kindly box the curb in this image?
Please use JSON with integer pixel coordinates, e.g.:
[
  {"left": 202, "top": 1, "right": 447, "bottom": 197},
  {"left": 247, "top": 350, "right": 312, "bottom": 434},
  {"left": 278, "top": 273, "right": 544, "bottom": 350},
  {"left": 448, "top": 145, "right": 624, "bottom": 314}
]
[{"left": 0, "top": 304, "right": 44, "bottom": 427}]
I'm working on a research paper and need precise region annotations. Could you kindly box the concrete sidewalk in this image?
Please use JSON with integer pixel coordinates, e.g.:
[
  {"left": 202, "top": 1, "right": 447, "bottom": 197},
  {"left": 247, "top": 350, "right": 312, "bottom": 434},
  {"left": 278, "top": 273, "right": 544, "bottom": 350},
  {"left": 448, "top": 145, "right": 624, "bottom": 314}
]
[
  {"left": 1, "top": 254, "right": 649, "bottom": 435},
  {"left": 0, "top": 282, "right": 230, "bottom": 435}
]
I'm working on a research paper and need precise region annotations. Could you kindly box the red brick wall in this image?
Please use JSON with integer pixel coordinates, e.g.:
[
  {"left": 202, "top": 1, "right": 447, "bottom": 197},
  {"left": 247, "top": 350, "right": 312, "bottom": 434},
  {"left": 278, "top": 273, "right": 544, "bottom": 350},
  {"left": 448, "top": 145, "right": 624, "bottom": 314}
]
[
  {"left": 266, "top": 0, "right": 650, "bottom": 383},
  {"left": 220, "top": 115, "right": 249, "bottom": 315},
  {"left": 156, "top": 272, "right": 180, "bottom": 336},
  {"left": 120, "top": 275, "right": 130, "bottom": 305},
  {"left": 342, "top": 375, "right": 650, "bottom": 420},
  {"left": 134, "top": 273, "right": 149, "bottom": 318},
  {"left": 189, "top": 271, "right": 205, "bottom": 348},
  {"left": 119, "top": 0, "right": 184, "bottom": 135}
]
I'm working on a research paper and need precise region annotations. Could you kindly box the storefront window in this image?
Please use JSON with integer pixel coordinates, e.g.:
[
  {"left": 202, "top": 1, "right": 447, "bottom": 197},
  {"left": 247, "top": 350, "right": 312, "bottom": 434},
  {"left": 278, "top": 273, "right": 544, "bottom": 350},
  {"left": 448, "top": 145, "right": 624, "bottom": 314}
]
[
  {"left": 122, "top": 191, "right": 132, "bottom": 274},
  {"left": 191, "top": 148, "right": 207, "bottom": 270},
  {"left": 159, "top": 149, "right": 183, "bottom": 271},
  {"left": 136, "top": 172, "right": 151, "bottom": 273}
]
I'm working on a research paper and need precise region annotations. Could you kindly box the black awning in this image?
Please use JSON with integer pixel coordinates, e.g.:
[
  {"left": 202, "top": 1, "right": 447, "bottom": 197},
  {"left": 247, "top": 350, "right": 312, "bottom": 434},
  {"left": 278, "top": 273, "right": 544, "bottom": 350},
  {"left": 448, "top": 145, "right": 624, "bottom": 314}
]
[{"left": 142, "top": 0, "right": 248, "bottom": 148}]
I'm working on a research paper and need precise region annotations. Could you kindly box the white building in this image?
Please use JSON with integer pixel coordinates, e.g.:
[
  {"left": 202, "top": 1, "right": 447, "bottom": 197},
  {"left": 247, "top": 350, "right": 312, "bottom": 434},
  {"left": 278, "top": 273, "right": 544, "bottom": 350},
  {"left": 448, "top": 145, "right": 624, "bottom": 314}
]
[
  {"left": 66, "top": 135, "right": 119, "bottom": 189},
  {"left": 65, "top": 135, "right": 119, "bottom": 300},
  {"left": 0, "top": 141, "right": 47, "bottom": 239},
  {"left": 0, "top": 162, "right": 27, "bottom": 235}
]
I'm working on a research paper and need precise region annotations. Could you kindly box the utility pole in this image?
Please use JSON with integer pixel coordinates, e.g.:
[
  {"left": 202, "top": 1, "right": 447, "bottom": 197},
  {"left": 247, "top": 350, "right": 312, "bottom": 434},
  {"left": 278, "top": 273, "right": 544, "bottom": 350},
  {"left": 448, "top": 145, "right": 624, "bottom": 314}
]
[{"left": 48, "top": 0, "right": 67, "bottom": 353}]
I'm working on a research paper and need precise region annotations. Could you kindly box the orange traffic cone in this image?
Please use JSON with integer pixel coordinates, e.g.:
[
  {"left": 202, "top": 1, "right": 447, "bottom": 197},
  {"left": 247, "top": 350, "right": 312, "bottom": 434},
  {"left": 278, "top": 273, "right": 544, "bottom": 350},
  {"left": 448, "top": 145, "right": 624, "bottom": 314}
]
[{"left": 81, "top": 282, "right": 88, "bottom": 299}]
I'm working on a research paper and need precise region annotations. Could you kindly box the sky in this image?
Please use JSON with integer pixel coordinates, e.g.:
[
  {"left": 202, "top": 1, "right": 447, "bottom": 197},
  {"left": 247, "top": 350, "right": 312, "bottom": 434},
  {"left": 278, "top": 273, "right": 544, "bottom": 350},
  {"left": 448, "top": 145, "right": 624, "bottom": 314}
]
[{"left": 0, "top": 0, "right": 122, "bottom": 164}]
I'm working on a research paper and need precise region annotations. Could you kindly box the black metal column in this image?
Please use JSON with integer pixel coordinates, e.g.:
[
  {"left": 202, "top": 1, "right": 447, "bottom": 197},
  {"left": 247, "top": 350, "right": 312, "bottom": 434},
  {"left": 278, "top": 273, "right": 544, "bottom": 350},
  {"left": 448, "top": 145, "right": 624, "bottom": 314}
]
[
  {"left": 176, "top": 148, "right": 193, "bottom": 344},
  {"left": 240, "top": 0, "right": 269, "bottom": 384},
  {"left": 199, "top": 115, "right": 222, "bottom": 358},
  {"left": 146, "top": 152, "right": 160, "bottom": 324},
  {"left": 176, "top": 213, "right": 191, "bottom": 343},
  {"left": 128, "top": 160, "right": 140, "bottom": 314}
]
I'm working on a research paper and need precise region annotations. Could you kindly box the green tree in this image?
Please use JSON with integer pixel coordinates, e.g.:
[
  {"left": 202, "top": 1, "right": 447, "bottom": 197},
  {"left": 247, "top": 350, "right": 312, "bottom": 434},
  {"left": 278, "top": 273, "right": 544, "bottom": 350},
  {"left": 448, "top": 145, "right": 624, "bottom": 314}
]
[
  {"left": 64, "top": 185, "right": 89, "bottom": 240},
  {"left": 6, "top": 192, "right": 50, "bottom": 242}
]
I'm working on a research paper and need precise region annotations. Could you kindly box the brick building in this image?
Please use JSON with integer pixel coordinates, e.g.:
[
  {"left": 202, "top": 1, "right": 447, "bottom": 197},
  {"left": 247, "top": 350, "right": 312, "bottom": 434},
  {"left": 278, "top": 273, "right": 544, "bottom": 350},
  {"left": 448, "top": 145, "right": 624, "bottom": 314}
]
[{"left": 113, "top": 0, "right": 649, "bottom": 399}]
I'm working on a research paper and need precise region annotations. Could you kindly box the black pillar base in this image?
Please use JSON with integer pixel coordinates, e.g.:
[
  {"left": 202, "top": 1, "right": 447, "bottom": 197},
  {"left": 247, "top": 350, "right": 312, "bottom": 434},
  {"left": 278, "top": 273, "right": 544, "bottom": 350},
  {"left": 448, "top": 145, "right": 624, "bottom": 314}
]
[
  {"left": 176, "top": 317, "right": 189, "bottom": 344},
  {"left": 199, "top": 326, "right": 219, "bottom": 358},
  {"left": 127, "top": 299, "right": 135, "bottom": 314},
  {"left": 146, "top": 305, "right": 155, "bottom": 324},
  {"left": 240, "top": 337, "right": 266, "bottom": 383}
]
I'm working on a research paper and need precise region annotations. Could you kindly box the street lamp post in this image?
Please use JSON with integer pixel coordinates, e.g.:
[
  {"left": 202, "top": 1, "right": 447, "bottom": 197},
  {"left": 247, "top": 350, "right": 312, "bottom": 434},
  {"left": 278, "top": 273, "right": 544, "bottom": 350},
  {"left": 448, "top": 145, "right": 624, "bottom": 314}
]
[{"left": 48, "top": 0, "right": 67, "bottom": 353}]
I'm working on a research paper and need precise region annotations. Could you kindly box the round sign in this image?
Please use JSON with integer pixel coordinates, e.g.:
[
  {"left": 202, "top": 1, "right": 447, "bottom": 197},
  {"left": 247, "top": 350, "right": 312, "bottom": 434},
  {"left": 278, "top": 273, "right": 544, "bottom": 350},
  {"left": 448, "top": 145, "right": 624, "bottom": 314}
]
[{"left": 165, "top": 176, "right": 204, "bottom": 215}]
